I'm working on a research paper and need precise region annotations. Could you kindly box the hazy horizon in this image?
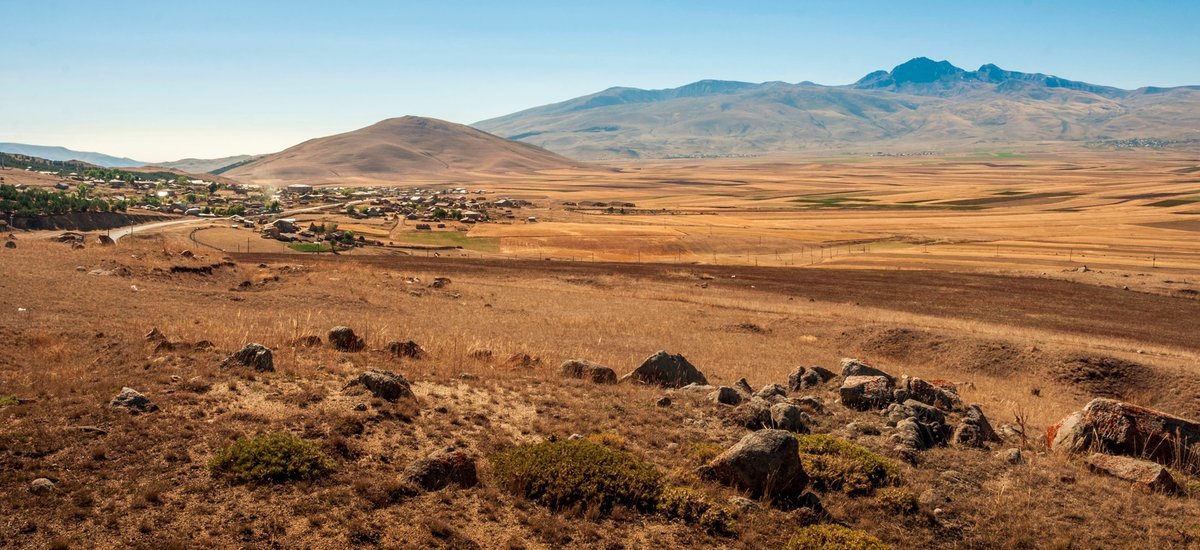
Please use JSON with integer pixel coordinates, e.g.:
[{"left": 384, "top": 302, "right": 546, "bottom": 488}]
[{"left": 4, "top": 0, "right": 1199, "bottom": 161}]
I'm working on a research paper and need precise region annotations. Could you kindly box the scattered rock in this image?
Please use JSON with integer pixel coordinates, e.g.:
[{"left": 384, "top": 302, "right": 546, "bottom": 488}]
[
  {"left": 619, "top": 350, "right": 708, "bottom": 388},
  {"left": 733, "top": 377, "right": 754, "bottom": 396},
  {"left": 953, "top": 404, "right": 1000, "bottom": 448},
  {"left": 387, "top": 340, "right": 427, "bottom": 359},
  {"left": 430, "top": 277, "right": 451, "bottom": 289},
  {"left": 145, "top": 327, "right": 165, "bottom": 342},
  {"left": 221, "top": 343, "right": 274, "bottom": 372},
  {"left": 769, "top": 403, "right": 809, "bottom": 433},
  {"left": 655, "top": 396, "right": 672, "bottom": 408},
  {"left": 840, "top": 358, "right": 895, "bottom": 383},
  {"left": 401, "top": 448, "right": 479, "bottom": 491},
  {"left": 110, "top": 387, "right": 158, "bottom": 413},
  {"left": 709, "top": 386, "right": 743, "bottom": 406},
  {"left": 328, "top": 326, "right": 365, "bottom": 352},
  {"left": 697, "top": 429, "right": 808, "bottom": 500},
  {"left": 180, "top": 249, "right": 194, "bottom": 258},
  {"left": 754, "top": 383, "right": 787, "bottom": 401},
  {"left": 902, "top": 377, "right": 963, "bottom": 411},
  {"left": 3, "top": 241, "right": 14, "bottom": 249},
  {"left": 839, "top": 375, "right": 893, "bottom": 410},
  {"left": 793, "top": 395, "right": 826, "bottom": 415},
  {"left": 845, "top": 422, "right": 882, "bottom": 436},
  {"left": 559, "top": 359, "right": 618, "bottom": 384},
  {"left": 788, "top": 365, "right": 835, "bottom": 392},
  {"left": 467, "top": 348, "right": 493, "bottom": 360},
  {"left": 1085, "top": 453, "right": 1178, "bottom": 493},
  {"left": 727, "top": 496, "right": 761, "bottom": 513},
  {"left": 97, "top": 235, "right": 114, "bottom": 246},
  {"left": 1047, "top": 398, "right": 1200, "bottom": 466},
  {"left": 353, "top": 403, "right": 368, "bottom": 412},
  {"left": 347, "top": 370, "right": 415, "bottom": 402},
  {"left": 29, "top": 478, "right": 55, "bottom": 495},
  {"left": 997, "top": 448, "right": 1023, "bottom": 465}
]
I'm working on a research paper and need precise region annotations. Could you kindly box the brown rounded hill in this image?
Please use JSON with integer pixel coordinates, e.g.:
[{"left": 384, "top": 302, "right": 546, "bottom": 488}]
[{"left": 226, "top": 116, "right": 585, "bottom": 185}]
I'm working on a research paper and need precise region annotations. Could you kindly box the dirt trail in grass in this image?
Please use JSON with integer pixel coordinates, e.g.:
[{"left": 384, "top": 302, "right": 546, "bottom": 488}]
[{"left": 238, "top": 252, "right": 1200, "bottom": 352}]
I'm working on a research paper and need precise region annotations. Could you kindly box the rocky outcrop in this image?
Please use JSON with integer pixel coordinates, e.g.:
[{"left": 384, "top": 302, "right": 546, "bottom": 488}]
[
  {"left": 899, "top": 377, "right": 962, "bottom": 411},
  {"left": 697, "top": 430, "right": 807, "bottom": 500},
  {"left": 1085, "top": 453, "right": 1178, "bottom": 493},
  {"left": 840, "top": 358, "right": 895, "bottom": 383},
  {"left": 840, "top": 376, "right": 893, "bottom": 410},
  {"left": 788, "top": 366, "right": 835, "bottom": 392},
  {"left": 770, "top": 403, "right": 810, "bottom": 433},
  {"left": 1047, "top": 398, "right": 1200, "bottom": 466},
  {"left": 620, "top": 351, "right": 708, "bottom": 388},
  {"left": 953, "top": 404, "right": 1000, "bottom": 448},
  {"left": 560, "top": 359, "right": 618, "bottom": 384}
]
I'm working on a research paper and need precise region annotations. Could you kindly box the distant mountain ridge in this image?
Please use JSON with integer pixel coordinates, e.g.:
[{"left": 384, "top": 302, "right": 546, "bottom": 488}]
[
  {"left": 0, "top": 143, "right": 144, "bottom": 168},
  {"left": 474, "top": 57, "right": 1200, "bottom": 159}
]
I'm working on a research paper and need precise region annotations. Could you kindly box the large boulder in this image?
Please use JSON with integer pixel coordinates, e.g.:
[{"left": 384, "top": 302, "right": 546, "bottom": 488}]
[
  {"left": 328, "top": 326, "right": 365, "bottom": 352},
  {"left": 839, "top": 358, "right": 894, "bottom": 383},
  {"left": 1047, "top": 398, "right": 1200, "bottom": 466},
  {"left": 559, "top": 359, "right": 618, "bottom": 384},
  {"left": 620, "top": 351, "right": 707, "bottom": 388},
  {"left": 401, "top": 447, "right": 479, "bottom": 491},
  {"left": 1085, "top": 453, "right": 1178, "bottom": 493},
  {"left": 347, "top": 370, "right": 415, "bottom": 402},
  {"left": 788, "top": 366, "right": 834, "bottom": 392},
  {"left": 221, "top": 343, "right": 274, "bottom": 372},
  {"left": 839, "top": 375, "right": 893, "bottom": 410},
  {"left": 709, "top": 386, "right": 743, "bottom": 406},
  {"left": 698, "top": 430, "right": 807, "bottom": 500},
  {"left": 110, "top": 387, "right": 158, "bottom": 413}
]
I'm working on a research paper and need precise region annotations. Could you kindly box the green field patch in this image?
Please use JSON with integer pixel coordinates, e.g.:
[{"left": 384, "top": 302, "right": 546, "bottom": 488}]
[
  {"left": 288, "top": 243, "right": 336, "bottom": 253},
  {"left": 394, "top": 231, "right": 500, "bottom": 252}
]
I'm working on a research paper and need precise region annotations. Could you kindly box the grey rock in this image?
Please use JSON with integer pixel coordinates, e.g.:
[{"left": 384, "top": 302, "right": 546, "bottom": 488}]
[
  {"left": 997, "top": 448, "right": 1024, "bottom": 465},
  {"left": 733, "top": 377, "right": 754, "bottom": 396},
  {"left": 560, "top": 359, "right": 618, "bottom": 384},
  {"left": 401, "top": 447, "right": 479, "bottom": 491},
  {"left": 222, "top": 343, "right": 274, "bottom": 372},
  {"left": 793, "top": 395, "right": 826, "bottom": 414},
  {"left": 620, "top": 350, "right": 708, "bottom": 388},
  {"left": 754, "top": 383, "right": 787, "bottom": 401},
  {"left": 839, "top": 375, "right": 893, "bottom": 410},
  {"left": 328, "top": 326, "right": 365, "bottom": 352},
  {"left": 110, "top": 387, "right": 158, "bottom": 413},
  {"left": 697, "top": 430, "right": 808, "bottom": 500},
  {"left": 839, "top": 358, "right": 894, "bottom": 383},
  {"left": 769, "top": 403, "right": 809, "bottom": 433},
  {"left": 788, "top": 365, "right": 835, "bottom": 392},
  {"left": 709, "top": 386, "right": 743, "bottom": 406},
  {"left": 953, "top": 404, "right": 1001, "bottom": 448},
  {"left": 347, "top": 370, "right": 415, "bottom": 402},
  {"left": 656, "top": 396, "right": 672, "bottom": 407}
]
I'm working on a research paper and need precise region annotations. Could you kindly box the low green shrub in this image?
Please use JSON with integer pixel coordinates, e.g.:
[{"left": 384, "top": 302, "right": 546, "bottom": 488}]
[
  {"left": 873, "top": 486, "right": 919, "bottom": 514},
  {"left": 785, "top": 524, "right": 891, "bottom": 550},
  {"left": 687, "top": 442, "right": 724, "bottom": 463},
  {"left": 0, "top": 395, "right": 18, "bottom": 407},
  {"left": 491, "top": 439, "right": 662, "bottom": 514},
  {"left": 656, "top": 486, "right": 736, "bottom": 535},
  {"left": 795, "top": 434, "right": 901, "bottom": 494},
  {"left": 209, "top": 432, "right": 334, "bottom": 484}
]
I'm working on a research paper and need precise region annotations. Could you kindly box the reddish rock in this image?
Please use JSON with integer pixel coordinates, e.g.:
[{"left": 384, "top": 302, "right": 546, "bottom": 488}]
[
  {"left": 1085, "top": 453, "right": 1179, "bottom": 493},
  {"left": 1048, "top": 398, "right": 1200, "bottom": 467}
]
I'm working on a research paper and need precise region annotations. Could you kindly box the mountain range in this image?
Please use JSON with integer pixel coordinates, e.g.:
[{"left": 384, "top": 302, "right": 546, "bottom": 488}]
[
  {"left": 223, "top": 116, "right": 584, "bottom": 185},
  {"left": 474, "top": 57, "right": 1200, "bottom": 159},
  {"left": 0, "top": 143, "right": 144, "bottom": 168}
]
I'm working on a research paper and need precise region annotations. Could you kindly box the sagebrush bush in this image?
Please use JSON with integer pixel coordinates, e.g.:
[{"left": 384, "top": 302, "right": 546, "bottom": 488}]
[
  {"left": 785, "top": 524, "right": 891, "bottom": 549},
  {"left": 656, "top": 486, "right": 736, "bottom": 535},
  {"left": 209, "top": 432, "right": 334, "bottom": 484},
  {"left": 491, "top": 439, "right": 662, "bottom": 514},
  {"left": 795, "top": 434, "right": 901, "bottom": 494}
]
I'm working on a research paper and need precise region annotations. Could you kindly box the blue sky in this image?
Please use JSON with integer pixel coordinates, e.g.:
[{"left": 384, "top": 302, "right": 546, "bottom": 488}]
[{"left": 2, "top": 0, "right": 1197, "bottom": 161}]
